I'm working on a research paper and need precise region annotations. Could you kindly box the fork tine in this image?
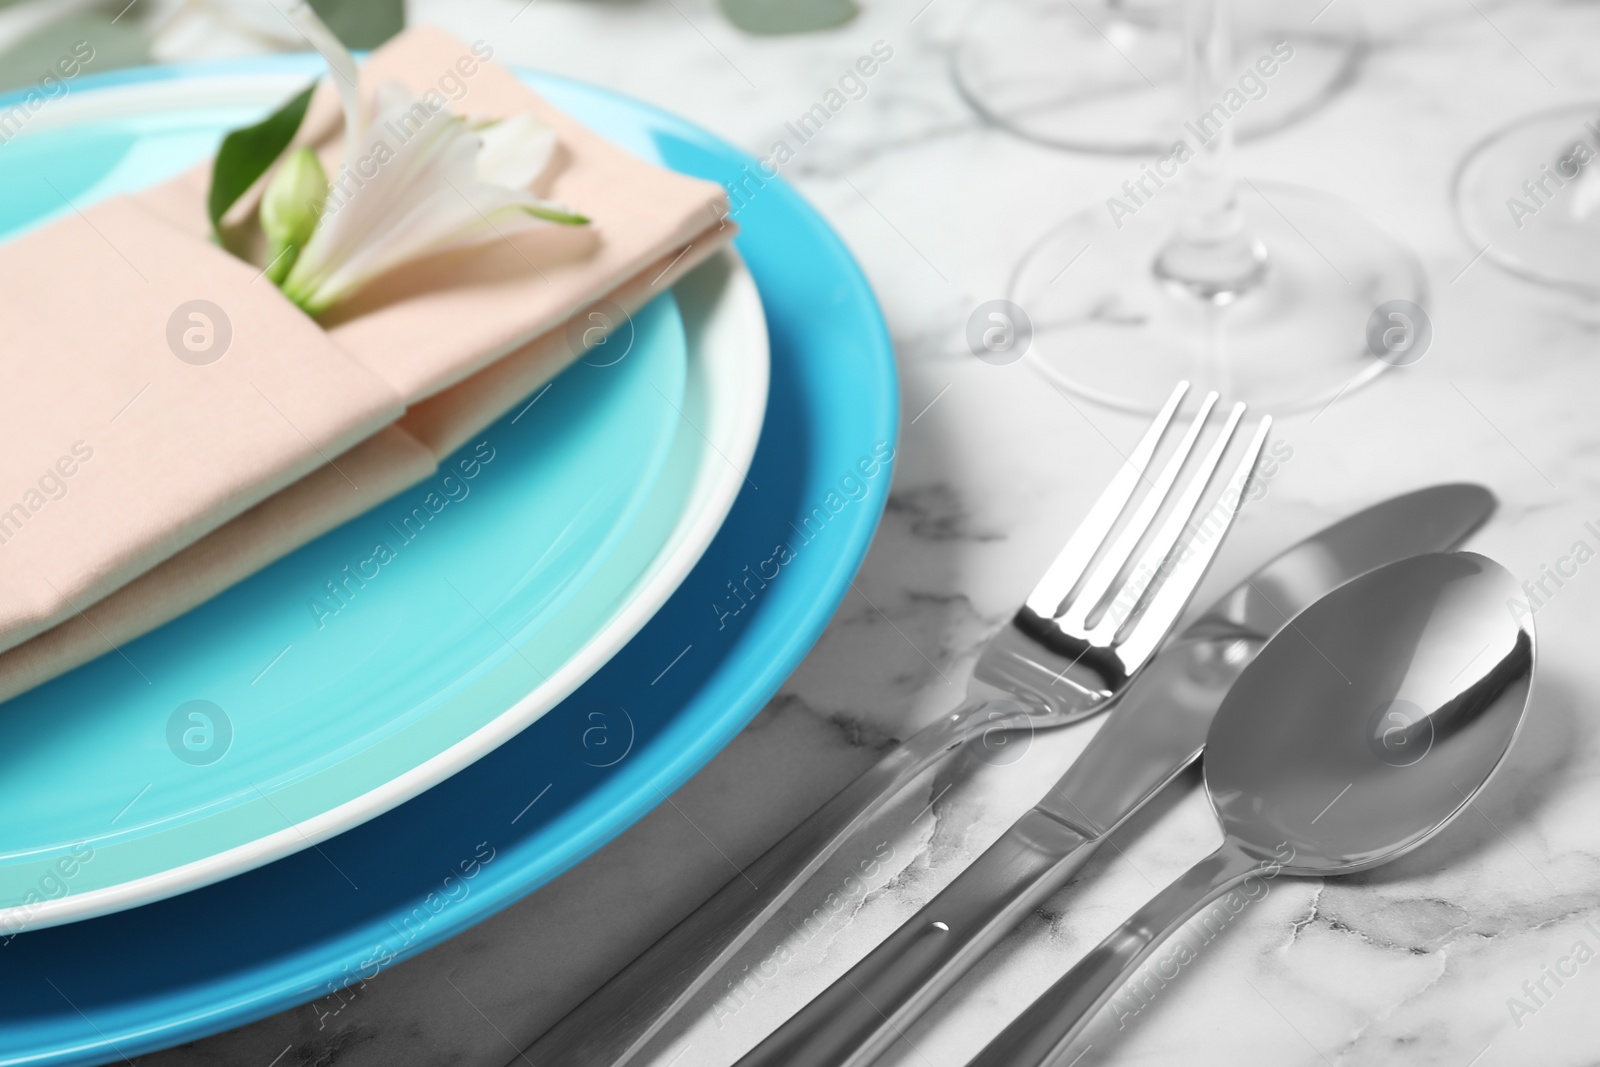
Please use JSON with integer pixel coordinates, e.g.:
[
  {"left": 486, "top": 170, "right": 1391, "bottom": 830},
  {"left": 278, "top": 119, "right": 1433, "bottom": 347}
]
[
  {"left": 1088, "top": 400, "right": 1249, "bottom": 644},
  {"left": 1021, "top": 381, "right": 1189, "bottom": 620},
  {"left": 1109, "top": 413, "right": 1273, "bottom": 669},
  {"left": 1056, "top": 390, "right": 1219, "bottom": 632}
]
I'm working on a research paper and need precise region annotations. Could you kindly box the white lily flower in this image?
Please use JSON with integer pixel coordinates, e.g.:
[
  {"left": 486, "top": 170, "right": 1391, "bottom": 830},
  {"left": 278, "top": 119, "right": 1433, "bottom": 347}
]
[
  {"left": 277, "top": 3, "right": 586, "bottom": 315},
  {"left": 475, "top": 113, "right": 557, "bottom": 188}
]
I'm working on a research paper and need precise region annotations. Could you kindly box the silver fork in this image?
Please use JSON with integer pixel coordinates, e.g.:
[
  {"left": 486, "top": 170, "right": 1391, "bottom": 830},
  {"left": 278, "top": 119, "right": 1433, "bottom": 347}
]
[{"left": 520, "top": 380, "right": 1270, "bottom": 1067}]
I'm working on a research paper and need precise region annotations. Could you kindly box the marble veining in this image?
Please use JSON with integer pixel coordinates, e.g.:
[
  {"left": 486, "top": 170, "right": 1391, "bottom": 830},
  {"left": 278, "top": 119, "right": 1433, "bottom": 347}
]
[{"left": 141, "top": 0, "right": 1600, "bottom": 1064}]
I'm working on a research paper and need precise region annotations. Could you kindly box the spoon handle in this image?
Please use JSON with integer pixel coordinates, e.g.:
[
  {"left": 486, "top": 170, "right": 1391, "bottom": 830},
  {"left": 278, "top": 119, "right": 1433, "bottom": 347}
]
[{"left": 968, "top": 842, "right": 1265, "bottom": 1067}]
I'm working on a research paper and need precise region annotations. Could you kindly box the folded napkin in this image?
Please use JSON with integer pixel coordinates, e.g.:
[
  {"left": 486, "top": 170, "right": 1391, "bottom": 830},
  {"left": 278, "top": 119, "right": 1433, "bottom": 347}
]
[{"left": 0, "top": 26, "right": 733, "bottom": 700}]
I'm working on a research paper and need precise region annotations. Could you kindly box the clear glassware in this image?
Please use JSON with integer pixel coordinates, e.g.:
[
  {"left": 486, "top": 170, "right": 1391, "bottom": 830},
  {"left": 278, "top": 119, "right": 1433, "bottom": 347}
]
[
  {"left": 951, "top": 0, "right": 1366, "bottom": 157},
  {"left": 1013, "top": 0, "right": 1425, "bottom": 413},
  {"left": 1454, "top": 101, "right": 1600, "bottom": 296}
]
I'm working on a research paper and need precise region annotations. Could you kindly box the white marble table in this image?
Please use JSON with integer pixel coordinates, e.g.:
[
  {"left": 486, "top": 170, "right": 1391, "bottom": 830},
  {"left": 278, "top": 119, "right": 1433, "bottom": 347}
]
[{"left": 144, "top": 1, "right": 1600, "bottom": 1064}]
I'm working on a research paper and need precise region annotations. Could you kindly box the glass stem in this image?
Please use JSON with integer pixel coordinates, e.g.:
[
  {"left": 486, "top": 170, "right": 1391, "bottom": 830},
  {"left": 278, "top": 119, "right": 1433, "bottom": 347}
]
[{"left": 1154, "top": 0, "right": 1268, "bottom": 303}]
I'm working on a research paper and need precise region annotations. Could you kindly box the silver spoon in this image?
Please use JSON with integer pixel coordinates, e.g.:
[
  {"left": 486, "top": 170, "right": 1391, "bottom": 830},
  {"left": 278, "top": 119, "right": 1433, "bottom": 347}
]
[{"left": 968, "top": 550, "right": 1536, "bottom": 1067}]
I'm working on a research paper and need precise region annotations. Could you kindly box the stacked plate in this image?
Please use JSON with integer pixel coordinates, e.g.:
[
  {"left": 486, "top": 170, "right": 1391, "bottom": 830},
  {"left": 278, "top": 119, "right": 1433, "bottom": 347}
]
[{"left": 0, "top": 58, "right": 897, "bottom": 1066}]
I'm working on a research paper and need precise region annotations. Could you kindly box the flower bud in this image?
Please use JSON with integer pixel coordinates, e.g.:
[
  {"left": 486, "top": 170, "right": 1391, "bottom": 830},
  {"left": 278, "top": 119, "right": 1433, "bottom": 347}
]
[{"left": 261, "top": 146, "right": 327, "bottom": 285}]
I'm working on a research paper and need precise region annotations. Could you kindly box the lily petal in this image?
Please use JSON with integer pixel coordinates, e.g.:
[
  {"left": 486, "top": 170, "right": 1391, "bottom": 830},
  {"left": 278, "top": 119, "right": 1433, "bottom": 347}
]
[
  {"left": 307, "top": 185, "right": 557, "bottom": 310},
  {"left": 283, "top": 1, "right": 364, "bottom": 174},
  {"left": 475, "top": 114, "right": 557, "bottom": 189}
]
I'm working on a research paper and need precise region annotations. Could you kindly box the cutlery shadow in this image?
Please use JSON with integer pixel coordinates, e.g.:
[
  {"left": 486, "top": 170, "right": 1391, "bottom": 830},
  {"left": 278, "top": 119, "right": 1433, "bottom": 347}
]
[
  {"left": 881, "top": 674, "right": 1582, "bottom": 1067},
  {"left": 877, "top": 760, "right": 1207, "bottom": 1067},
  {"left": 1348, "top": 668, "right": 1580, "bottom": 887}
]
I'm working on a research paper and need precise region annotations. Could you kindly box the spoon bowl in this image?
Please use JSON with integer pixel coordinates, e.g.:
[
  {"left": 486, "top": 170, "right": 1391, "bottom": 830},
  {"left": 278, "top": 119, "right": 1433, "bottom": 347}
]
[{"left": 1207, "top": 550, "right": 1535, "bottom": 873}]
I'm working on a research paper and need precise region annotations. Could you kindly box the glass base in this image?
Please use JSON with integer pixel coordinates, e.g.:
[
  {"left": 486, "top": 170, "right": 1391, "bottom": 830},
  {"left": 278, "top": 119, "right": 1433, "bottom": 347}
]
[
  {"left": 1455, "top": 101, "right": 1600, "bottom": 296},
  {"left": 951, "top": 0, "right": 1367, "bottom": 156},
  {"left": 1013, "top": 180, "right": 1426, "bottom": 414}
]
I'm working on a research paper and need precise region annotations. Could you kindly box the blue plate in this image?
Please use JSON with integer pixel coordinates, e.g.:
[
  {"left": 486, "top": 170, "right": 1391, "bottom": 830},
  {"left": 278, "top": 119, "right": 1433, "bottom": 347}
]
[{"left": 0, "top": 57, "right": 896, "bottom": 1065}]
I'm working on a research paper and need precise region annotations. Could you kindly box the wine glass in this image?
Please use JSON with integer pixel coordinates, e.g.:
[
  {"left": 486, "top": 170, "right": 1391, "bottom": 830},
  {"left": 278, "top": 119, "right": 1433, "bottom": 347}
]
[
  {"left": 1454, "top": 101, "right": 1600, "bottom": 296},
  {"left": 951, "top": 0, "right": 1366, "bottom": 157},
  {"left": 1011, "top": 0, "right": 1425, "bottom": 414}
]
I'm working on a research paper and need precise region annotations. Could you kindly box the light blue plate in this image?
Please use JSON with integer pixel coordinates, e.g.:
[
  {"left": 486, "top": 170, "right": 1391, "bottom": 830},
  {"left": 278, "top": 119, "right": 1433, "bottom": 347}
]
[
  {"left": 0, "top": 56, "right": 897, "bottom": 1066},
  {"left": 0, "top": 99, "right": 688, "bottom": 910}
]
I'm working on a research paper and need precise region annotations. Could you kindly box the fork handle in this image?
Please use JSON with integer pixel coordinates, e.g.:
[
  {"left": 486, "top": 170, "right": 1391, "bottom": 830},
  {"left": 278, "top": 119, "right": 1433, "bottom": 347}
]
[
  {"left": 520, "top": 697, "right": 1000, "bottom": 1067},
  {"left": 734, "top": 809, "right": 1097, "bottom": 1067},
  {"left": 970, "top": 842, "right": 1261, "bottom": 1067}
]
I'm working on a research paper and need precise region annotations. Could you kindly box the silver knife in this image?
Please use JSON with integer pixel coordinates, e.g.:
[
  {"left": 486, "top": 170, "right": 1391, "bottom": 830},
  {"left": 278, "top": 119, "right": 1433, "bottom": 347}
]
[{"left": 732, "top": 483, "right": 1496, "bottom": 1067}]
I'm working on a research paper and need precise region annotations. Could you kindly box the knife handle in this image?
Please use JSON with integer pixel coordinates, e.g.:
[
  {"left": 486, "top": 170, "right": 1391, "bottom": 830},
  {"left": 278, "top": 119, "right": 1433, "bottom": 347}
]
[
  {"left": 734, "top": 809, "right": 1097, "bottom": 1067},
  {"left": 521, "top": 696, "right": 1000, "bottom": 1067}
]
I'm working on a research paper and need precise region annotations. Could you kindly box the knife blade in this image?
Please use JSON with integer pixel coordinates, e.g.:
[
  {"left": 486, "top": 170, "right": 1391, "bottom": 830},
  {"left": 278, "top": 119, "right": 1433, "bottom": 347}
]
[{"left": 733, "top": 483, "right": 1496, "bottom": 1067}]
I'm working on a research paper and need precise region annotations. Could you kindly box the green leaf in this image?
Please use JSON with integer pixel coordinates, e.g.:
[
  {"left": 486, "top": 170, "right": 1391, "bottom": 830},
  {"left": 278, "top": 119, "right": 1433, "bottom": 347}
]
[
  {"left": 717, "top": 0, "right": 857, "bottom": 35},
  {"left": 308, "top": 0, "right": 405, "bottom": 49},
  {"left": 207, "top": 81, "right": 317, "bottom": 239}
]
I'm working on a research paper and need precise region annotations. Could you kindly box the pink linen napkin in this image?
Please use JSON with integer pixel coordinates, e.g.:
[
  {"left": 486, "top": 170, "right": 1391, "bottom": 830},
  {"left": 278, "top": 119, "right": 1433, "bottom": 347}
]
[
  {"left": 0, "top": 25, "right": 734, "bottom": 688},
  {"left": 0, "top": 196, "right": 404, "bottom": 656},
  {"left": 0, "top": 235, "right": 731, "bottom": 705}
]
